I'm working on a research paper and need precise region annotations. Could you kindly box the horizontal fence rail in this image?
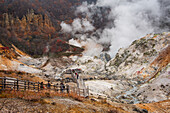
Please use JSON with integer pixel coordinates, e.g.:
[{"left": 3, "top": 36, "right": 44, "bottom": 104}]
[{"left": 0, "top": 77, "right": 89, "bottom": 97}]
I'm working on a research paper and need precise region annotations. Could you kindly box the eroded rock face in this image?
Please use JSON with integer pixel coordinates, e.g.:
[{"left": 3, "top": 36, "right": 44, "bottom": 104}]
[
  {"left": 135, "top": 66, "right": 170, "bottom": 103},
  {"left": 69, "top": 55, "right": 106, "bottom": 76},
  {"left": 86, "top": 65, "right": 169, "bottom": 104},
  {"left": 1, "top": 32, "right": 169, "bottom": 105},
  {"left": 0, "top": 44, "right": 42, "bottom": 74},
  {"left": 106, "top": 32, "right": 170, "bottom": 80},
  {"left": 68, "top": 33, "right": 169, "bottom": 80},
  {"left": 115, "top": 65, "right": 170, "bottom": 104},
  {"left": 82, "top": 32, "right": 170, "bottom": 104}
]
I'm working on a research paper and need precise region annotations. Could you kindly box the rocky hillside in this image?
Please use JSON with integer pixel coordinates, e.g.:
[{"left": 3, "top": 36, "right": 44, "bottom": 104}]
[
  {"left": 68, "top": 32, "right": 169, "bottom": 80},
  {"left": 0, "top": 41, "right": 77, "bottom": 81},
  {"left": 70, "top": 32, "right": 170, "bottom": 104},
  {"left": 0, "top": 31, "right": 169, "bottom": 112},
  {"left": 106, "top": 32, "right": 170, "bottom": 80},
  {"left": 0, "top": 43, "right": 42, "bottom": 73}
]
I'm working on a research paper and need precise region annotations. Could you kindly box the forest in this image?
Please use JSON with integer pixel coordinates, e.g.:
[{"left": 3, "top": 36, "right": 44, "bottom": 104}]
[{"left": 0, "top": 0, "right": 98, "bottom": 57}]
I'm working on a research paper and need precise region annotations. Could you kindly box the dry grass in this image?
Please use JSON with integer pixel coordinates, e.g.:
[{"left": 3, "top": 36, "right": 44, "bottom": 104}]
[
  {"left": 147, "top": 45, "right": 170, "bottom": 81},
  {"left": 0, "top": 90, "right": 84, "bottom": 102},
  {"left": 136, "top": 100, "right": 170, "bottom": 113},
  {"left": 0, "top": 90, "right": 133, "bottom": 113},
  {"left": 0, "top": 56, "right": 12, "bottom": 70},
  {"left": 0, "top": 70, "right": 45, "bottom": 83},
  {"left": 151, "top": 45, "right": 170, "bottom": 68},
  {"left": 83, "top": 99, "right": 127, "bottom": 113}
]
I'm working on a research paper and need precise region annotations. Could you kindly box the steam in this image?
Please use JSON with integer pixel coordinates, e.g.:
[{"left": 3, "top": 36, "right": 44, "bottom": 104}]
[
  {"left": 69, "top": 38, "right": 103, "bottom": 56},
  {"left": 61, "top": 0, "right": 170, "bottom": 57},
  {"left": 96, "top": 0, "right": 162, "bottom": 56},
  {"left": 60, "top": 22, "right": 72, "bottom": 33},
  {"left": 61, "top": 18, "right": 95, "bottom": 33}
]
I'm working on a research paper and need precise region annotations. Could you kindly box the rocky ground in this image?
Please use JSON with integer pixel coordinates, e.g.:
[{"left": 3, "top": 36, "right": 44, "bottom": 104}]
[
  {"left": 69, "top": 32, "right": 170, "bottom": 104},
  {"left": 0, "top": 97, "right": 169, "bottom": 113},
  {"left": 0, "top": 97, "right": 137, "bottom": 113},
  {"left": 106, "top": 32, "right": 170, "bottom": 78},
  {"left": 0, "top": 32, "right": 170, "bottom": 112}
]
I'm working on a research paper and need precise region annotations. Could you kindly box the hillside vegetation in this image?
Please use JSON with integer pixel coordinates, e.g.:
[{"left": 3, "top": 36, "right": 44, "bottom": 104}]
[{"left": 0, "top": 0, "right": 92, "bottom": 57}]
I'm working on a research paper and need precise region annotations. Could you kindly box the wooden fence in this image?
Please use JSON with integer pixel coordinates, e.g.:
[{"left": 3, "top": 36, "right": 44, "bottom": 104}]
[{"left": 0, "top": 77, "right": 89, "bottom": 97}]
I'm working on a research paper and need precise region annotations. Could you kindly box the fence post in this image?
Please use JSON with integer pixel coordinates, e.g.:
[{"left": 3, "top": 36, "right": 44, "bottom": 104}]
[
  {"left": 77, "top": 88, "right": 80, "bottom": 96},
  {"left": 28, "top": 81, "right": 30, "bottom": 90},
  {"left": 24, "top": 81, "right": 26, "bottom": 91},
  {"left": 56, "top": 84, "right": 59, "bottom": 92},
  {"left": 14, "top": 80, "right": 17, "bottom": 90},
  {"left": 33, "top": 83, "right": 35, "bottom": 91},
  {"left": 0, "top": 78, "right": 3, "bottom": 92},
  {"left": 66, "top": 85, "right": 69, "bottom": 94},
  {"left": 38, "top": 82, "right": 39, "bottom": 92},
  {"left": 17, "top": 79, "right": 19, "bottom": 91},
  {"left": 83, "top": 89, "right": 85, "bottom": 97},
  {"left": 1, "top": 78, "right": 3, "bottom": 90},
  {"left": 87, "top": 86, "right": 89, "bottom": 97},
  {"left": 3, "top": 77, "right": 6, "bottom": 90}
]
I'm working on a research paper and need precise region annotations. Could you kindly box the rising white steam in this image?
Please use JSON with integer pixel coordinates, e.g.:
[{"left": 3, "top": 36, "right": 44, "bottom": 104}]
[
  {"left": 96, "top": 0, "right": 162, "bottom": 56},
  {"left": 82, "top": 19, "right": 95, "bottom": 32},
  {"left": 60, "top": 22, "right": 72, "bottom": 33},
  {"left": 61, "top": 0, "right": 170, "bottom": 57},
  {"left": 72, "top": 18, "right": 83, "bottom": 32},
  {"left": 69, "top": 38, "right": 103, "bottom": 56},
  {"left": 61, "top": 18, "right": 95, "bottom": 34}
]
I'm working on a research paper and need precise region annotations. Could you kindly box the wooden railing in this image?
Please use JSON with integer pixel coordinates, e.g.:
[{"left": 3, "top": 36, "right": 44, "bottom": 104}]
[{"left": 0, "top": 77, "right": 89, "bottom": 97}]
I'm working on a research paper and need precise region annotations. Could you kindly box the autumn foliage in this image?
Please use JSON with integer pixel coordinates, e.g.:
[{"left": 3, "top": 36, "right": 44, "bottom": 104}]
[{"left": 0, "top": 0, "right": 92, "bottom": 57}]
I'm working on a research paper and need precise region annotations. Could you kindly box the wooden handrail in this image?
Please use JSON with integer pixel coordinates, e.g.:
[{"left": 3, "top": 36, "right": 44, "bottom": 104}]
[{"left": 0, "top": 77, "right": 89, "bottom": 97}]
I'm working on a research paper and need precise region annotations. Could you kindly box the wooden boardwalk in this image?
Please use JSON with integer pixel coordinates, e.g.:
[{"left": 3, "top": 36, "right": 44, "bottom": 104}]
[
  {"left": 0, "top": 77, "right": 89, "bottom": 97},
  {"left": 64, "top": 69, "right": 89, "bottom": 97},
  {"left": 72, "top": 71, "right": 89, "bottom": 97}
]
